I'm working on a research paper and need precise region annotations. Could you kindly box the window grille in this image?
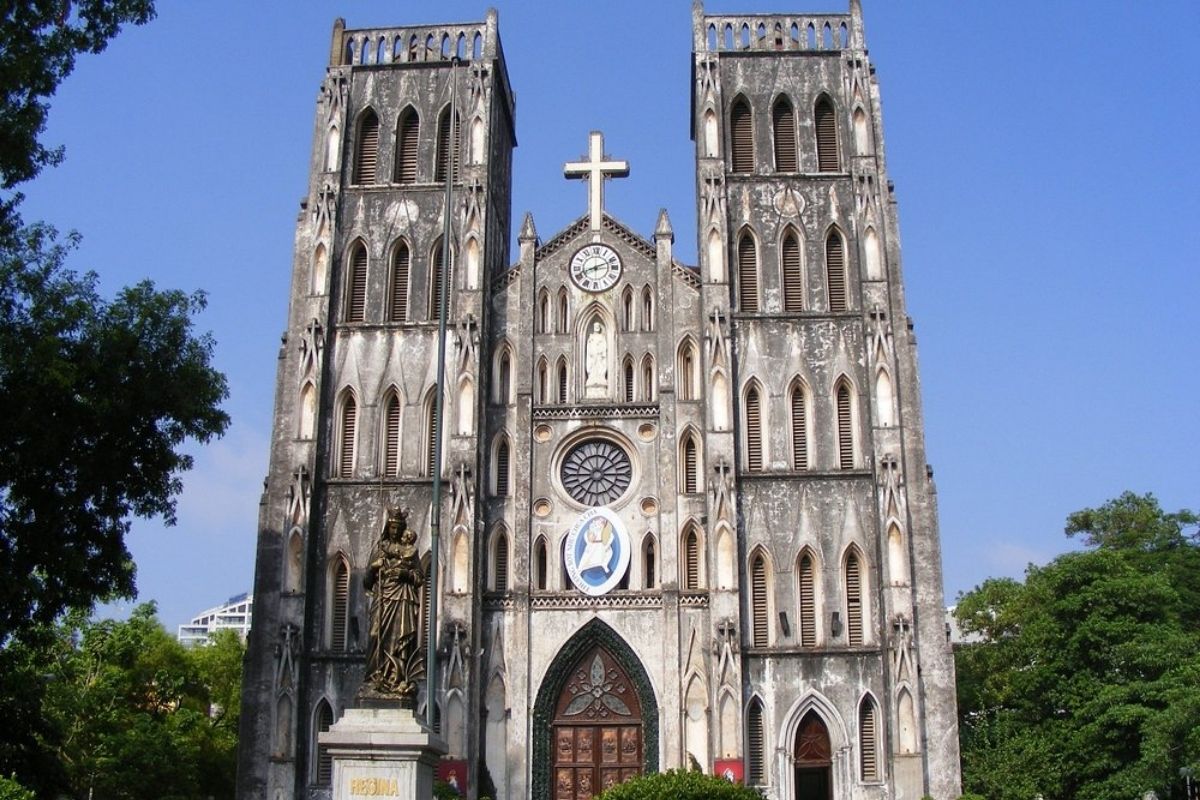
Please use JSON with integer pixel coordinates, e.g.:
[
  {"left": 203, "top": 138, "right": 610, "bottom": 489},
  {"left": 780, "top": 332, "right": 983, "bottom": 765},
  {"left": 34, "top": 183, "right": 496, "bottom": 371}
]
[{"left": 773, "top": 98, "right": 797, "bottom": 172}]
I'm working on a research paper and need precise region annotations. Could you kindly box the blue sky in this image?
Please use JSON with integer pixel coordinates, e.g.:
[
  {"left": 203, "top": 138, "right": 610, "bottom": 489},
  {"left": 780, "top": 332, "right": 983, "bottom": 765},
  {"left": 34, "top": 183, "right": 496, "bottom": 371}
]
[{"left": 18, "top": 1, "right": 1199, "bottom": 630}]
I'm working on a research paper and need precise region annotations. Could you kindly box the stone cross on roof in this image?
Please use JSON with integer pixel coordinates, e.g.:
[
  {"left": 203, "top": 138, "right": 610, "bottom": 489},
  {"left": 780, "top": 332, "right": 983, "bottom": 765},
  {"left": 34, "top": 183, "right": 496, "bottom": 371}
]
[{"left": 564, "top": 131, "right": 629, "bottom": 231}]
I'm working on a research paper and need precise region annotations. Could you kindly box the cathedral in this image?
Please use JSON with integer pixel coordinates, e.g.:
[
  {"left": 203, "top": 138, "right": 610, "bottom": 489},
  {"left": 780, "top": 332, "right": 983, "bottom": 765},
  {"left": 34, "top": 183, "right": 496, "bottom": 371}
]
[{"left": 237, "top": 3, "right": 962, "bottom": 799}]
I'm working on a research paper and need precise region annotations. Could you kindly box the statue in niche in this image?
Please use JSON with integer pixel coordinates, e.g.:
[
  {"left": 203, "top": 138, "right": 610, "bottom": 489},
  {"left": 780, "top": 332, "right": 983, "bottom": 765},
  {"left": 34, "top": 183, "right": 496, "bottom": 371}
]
[
  {"left": 363, "top": 507, "right": 425, "bottom": 702},
  {"left": 584, "top": 321, "right": 608, "bottom": 396}
]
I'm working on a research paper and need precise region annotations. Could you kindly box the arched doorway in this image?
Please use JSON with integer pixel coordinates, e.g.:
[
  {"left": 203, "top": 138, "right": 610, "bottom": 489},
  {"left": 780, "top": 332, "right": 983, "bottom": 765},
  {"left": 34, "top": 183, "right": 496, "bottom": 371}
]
[
  {"left": 532, "top": 620, "right": 659, "bottom": 800},
  {"left": 552, "top": 646, "right": 642, "bottom": 798},
  {"left": 794, "top": 711, "right": 832, "bottom": 800}
]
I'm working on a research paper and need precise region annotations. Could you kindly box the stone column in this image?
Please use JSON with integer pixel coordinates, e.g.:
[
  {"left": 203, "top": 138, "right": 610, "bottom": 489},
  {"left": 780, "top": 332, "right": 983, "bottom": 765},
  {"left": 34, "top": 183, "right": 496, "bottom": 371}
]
[{"left": 320, "top": 707, "right": 447, "bottom": 800}]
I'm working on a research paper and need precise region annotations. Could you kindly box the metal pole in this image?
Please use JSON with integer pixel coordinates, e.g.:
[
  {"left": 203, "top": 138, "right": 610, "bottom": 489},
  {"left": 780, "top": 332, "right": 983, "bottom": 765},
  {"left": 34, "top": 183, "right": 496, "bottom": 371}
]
[{"left": 426, "top": 57, "right": 457, "bottom": 731}]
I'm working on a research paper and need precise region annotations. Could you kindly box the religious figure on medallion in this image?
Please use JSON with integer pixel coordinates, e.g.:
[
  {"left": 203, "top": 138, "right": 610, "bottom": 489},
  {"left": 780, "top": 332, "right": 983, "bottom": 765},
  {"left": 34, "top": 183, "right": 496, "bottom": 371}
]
[
  {"left": 585, "top": 321, "right": 608, "bottom": 397},
  {"left": 363, "top": 507, "right": 425, "bottom": 701}
]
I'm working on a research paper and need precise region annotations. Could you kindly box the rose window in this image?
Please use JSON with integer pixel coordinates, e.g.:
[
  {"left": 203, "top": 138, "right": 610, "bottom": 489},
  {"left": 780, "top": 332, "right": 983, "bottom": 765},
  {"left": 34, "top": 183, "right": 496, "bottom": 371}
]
[{"left": 560, "top": 440, "right": 632, "bottom": 507}]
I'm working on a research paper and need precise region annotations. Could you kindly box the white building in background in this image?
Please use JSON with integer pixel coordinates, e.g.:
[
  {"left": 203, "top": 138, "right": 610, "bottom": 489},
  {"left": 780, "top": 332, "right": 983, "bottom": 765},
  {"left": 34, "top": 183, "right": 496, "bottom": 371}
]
[{"left": 178, "top": 592, "right": 254, "bottom": 647}]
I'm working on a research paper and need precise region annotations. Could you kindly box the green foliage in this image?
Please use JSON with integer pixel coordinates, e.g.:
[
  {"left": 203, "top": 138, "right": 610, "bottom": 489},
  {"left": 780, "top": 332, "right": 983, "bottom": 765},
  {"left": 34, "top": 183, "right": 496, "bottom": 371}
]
[
  {"left": 955, "top": 493, "right": 1200, "bottom": 800},
  {"left": 0, "top": 603, "right": 244, "bottom": 799},
  {"left": 595, "top": 769, "right": 762, "bottom": 800},
  {"left": 432, "top": 779, "right": 460, "bottom": 800},
  {"left": 0, "top": 776, "right": 34, "bottom": 800}
]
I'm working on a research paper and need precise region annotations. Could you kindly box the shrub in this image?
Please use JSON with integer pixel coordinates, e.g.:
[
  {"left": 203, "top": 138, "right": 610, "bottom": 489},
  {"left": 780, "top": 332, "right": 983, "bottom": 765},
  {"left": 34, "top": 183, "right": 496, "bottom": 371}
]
[
  {"left": 596, "top": 769, "right": 762, "bottom": 800},
  {"left": 0, "top": 777, "right": 34, "bottom": 800}
]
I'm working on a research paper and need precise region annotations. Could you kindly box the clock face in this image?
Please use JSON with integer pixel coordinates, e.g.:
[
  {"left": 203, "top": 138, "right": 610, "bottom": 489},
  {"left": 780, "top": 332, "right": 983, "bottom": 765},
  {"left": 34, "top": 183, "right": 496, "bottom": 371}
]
[{"left": 570, "top": 244, "right": 622, "bottom": 292}]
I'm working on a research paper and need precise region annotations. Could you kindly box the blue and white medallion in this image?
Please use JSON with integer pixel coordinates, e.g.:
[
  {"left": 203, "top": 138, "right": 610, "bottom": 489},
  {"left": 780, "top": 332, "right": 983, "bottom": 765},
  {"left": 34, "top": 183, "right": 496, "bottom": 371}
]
[{"left": 564, "top": 506, "right": 631, "bottom": 596}]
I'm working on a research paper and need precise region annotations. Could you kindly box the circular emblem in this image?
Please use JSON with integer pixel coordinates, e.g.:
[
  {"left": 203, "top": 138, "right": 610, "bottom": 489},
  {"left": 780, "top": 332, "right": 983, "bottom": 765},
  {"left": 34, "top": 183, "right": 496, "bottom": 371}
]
[
  {"left": 560, "top": 439, "right": 632, "bottom": 507},
  {"left": 570, "top": 244, "right": 622, "bottom": 292},
  {"left": 565, "top": 507, "right": 631, "bottom": 596}
]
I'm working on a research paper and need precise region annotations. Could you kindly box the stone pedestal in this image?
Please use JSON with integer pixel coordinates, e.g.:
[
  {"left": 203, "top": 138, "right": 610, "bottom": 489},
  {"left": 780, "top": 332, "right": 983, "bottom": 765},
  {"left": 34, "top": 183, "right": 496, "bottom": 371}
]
[{"left": 319, "top": 707, "right": 447, "bottom": 800}]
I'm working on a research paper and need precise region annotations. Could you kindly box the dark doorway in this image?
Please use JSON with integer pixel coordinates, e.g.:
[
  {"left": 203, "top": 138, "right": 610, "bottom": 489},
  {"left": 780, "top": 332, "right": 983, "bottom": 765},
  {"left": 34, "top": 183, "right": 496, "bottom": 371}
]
[{"left": 794, "top": 711, "right": 833, "bottom": 800}]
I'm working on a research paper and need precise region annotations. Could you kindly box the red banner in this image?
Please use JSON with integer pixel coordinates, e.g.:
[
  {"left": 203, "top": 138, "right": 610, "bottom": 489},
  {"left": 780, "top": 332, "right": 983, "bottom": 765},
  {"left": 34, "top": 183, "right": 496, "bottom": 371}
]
[
  {"left": 436, "top": 759, "right": 469, "bottom": 796},
  {"left": 713, "top": 759, "right": 744, "bottom": 784}
]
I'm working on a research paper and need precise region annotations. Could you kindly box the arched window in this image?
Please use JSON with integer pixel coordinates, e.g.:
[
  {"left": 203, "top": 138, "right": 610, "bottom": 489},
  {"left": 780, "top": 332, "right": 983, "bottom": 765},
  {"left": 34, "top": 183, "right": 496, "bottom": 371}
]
[
  {"left": 345, "top": 242, "right": 367, "bottom": 323},
  {"left": 703, "top": 108, "right": 718, "bottom": 157},
  {"left": 706, "top": 228, "right": 725, "bottom": 283},
  {"left": 424, "top": 392, "right": 439, "bottom": 477},
  {"left": 353, "top": 109, "right": 380, "bottom": 184},
  {"left": 682, "top": 525, "right": 702, "bottom": 590},
  {"left": 382, "top": 391, "right": 401, "bottom": 477},
  {"left": 747, "top": 698, "right": 765, "bottom": 785},
  {"left": 621, "top": 286, "right": 634, "bottom": 331},
  {"left": 493, "top": 436, "right": 510, "bottom": 497},
  {"left": 730, "top": 97, "right": 753, "bottom": 173},
  {"left": 314, "top": 700, "right": 334, "bottom": 784},
  {"left": 469, "top": 116, "right": 485, "bottom": 164},
  {"left": 298, "top": 382, "right": 316, "bottom": 440},
  {"left": 797, "top": 550, "right": 817, "bottom": 647},
  {"left": 751, "top": 550, "right": 770, "bottom": 647},
  {"left": 557, "top": 358, "right": 569, "bottom": 404},
  {"left": 622, "top": 357, "right": 635, "bottom": 403},
  {"left": 897, "top": 688, "right": 918, "bottom": 754},
  {"left": 641, "top": 355, "right": 655, "bottom": 401},
  {"left": 394, "top": 108, "right": 419, "bottom": 183},
  {"left": 428, "top": 239, "right": 449, "bottom": 320},
  {"left": 859, "top": 696, "right": 880, "bottom": 781},
  {"left": 537, "top": 358, "right": 549, "bottom": 404},
  {"left": 737, "top": 232, "right": 759, "bottom": 312},
  {"left": 641, "top": 286, "right": 654, "bottom": 331},
  {"left": 814, "top": 96, "right": 839, "bottom": 172},
  {"left": 312, "top": 243, "right": 328, "bottom": 294},
  {"left": 846, "top": 549, "right": 864, "bottom": 645},
  {"left": 557, "top": 289, "right": 570, "bottom": 334},
  {"left": 337, "top": 394, "right": 357, "bottom": 477},
  {"left": 836, "top": 379, "right": 854, "bottom": 469},
  {"left": 854, "top": 108, "right": 870, "bottom": 154},
  {"left": 677, "top": 339, "right": 699, "bottom": 401},
  {"left": 538, "top": 289, "right": 551, "bottom": 333},
  {"left": 495, "top": 349, "right": 511, "bottom": 405},
  {"left": 329, "top": 555, "right": 349, "bottom": 651},
  {"left": 491, "top": 530, "right": 509, "bottom": 591},
  {"left": 744, "top": 384, "right": 763, "bottom": 472},
  {"left": 534, "top": 537, "right": 548, "bottom": 590},
  {"left": 790, "top": 381, "right": 809, "bottom": 470},
  {"left": 772, "top": 97, "right": 797, "bottom": 172},
  {"left": 826, "top": 229, "right": 847, "bottom": 313},
  {"left": 781, "top": 228, "right": 803, "bottom": 312},
  {"left": 643, "top": 535, "right": 657, "bottom": 589},
  {"left": 434, "top": 106, "right": 460, "bottom": 182},
  {"left": 389, "top": 242, "right": 410, "bottom": 322},
  {"left": 681, "top": 432, "right": 700, "bottom": 494}
]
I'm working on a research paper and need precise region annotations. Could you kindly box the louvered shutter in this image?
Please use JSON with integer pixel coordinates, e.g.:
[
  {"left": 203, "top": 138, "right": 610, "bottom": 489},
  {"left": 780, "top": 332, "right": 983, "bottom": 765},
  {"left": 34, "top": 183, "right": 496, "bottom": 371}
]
[
  {"left": 752, "top": 554, "right": 769, "bottom": 646},
  {"left": 860, "top": 699, "right": 879, "bottom": 781},
  {"left": 738, "top": 236, "right": 758, "bottom": 312},
  {"left": 745, "top": 387, "right": 763, "bottom": 471},
  {"left": 815, "top": 98, "right": 839, "bottom": 172},
  {"left": 331, "top": 559, "right": 349, "bottom": 651},
  {"left": 426, "top": 399, "right": 439, "bottom": 477},
  {"left": 354, "top": 111, "right": 379, "bottom": 184},
  {"left": 383, "top": 395, "right": 401, "bottom": 476},
  {"left": 346, "top": 246, "right": 367, "bottom": 323},
  {"left": 624, "top": 360, "right": 635, "bottom": 402},
  {"left": 339, "top": 398, "right": 356, "bottom": 476},
  {"left": 494, "top": 534, "right": 508, "bottom": 591},
  {"left": 791, "top": 387, "right": 808, "bottom": 470},
  {"left": 731, "top": 99, "right": 754, "bottom": 173},
  {"left": 428, "top": 246, "right": 444, "bottom": 320},
  {"left": 799, "top": 554, "right": 816, "bottom": 647},
  {"left": 846, "top": 553, "right": 863, "bottom": 645},
  {"left": 558, "top": 363, "right": 568, "bottom": 403},
  {"left": 498, "top": 354, "right": 511, "bottom": 404},
  {"left": 683, "top": 436, "right": 698, "bottom": 494},
  {"left": 420, "top": 562, "right": 431, "bottom": 645},
  {"left": 748, "top": 701, "right": 765, "bottom": 784},
  {"left": 773, "top": 99, "right": 797, "bottom": 172},
  {"left": 495, "top": 440, "right": 510, "bottom": 496},
  {"left": 316, "top": 703, "right": 334, "bottom": 784},
  {"left": 390, "top": 244, "right": 409, "bottom": 322},
  {"left": 684, "top": 529, "right": 700, "bottom": 590},
  {"left": 782, "top": 232, "right": 804, "bottom": 311},
  {"left": 395, "top": 110, "right": 419, "bottom": 183},
  {"left": 826, "top": 232, "right": 846, "bottom": 313},
  {"left": 435, "top": 108, "right": 460, "bottom": 182},
  {"left": 837, "top": 382, "right": 854, "bottom": 469}
]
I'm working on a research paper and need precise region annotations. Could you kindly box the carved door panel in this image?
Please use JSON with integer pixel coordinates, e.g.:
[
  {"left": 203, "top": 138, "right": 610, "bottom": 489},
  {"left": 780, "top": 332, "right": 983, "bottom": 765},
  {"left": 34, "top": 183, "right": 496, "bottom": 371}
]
[
  {"left": 552, "top": 647, "right": 643, "bottom": 800},
  {"left": 793, "top": 711, "right": 833, "bottom": 800}
]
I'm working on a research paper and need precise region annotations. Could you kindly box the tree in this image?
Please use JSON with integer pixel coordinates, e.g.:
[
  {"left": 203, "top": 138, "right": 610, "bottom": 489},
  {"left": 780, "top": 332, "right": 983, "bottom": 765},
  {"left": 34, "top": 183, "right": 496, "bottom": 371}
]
[
  {"left": 595, "top": 769, "right": 763, "bottom": 800},
  {"left": 955, "top": 493, "right": 1200, "bottom": 800}
]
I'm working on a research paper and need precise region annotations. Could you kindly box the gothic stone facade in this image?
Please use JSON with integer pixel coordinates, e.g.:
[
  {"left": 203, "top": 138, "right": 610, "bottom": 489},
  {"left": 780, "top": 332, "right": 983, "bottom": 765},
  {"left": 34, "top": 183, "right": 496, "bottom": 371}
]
[{"left": 237, "top": 4, "right": 961, "bottom": 800}]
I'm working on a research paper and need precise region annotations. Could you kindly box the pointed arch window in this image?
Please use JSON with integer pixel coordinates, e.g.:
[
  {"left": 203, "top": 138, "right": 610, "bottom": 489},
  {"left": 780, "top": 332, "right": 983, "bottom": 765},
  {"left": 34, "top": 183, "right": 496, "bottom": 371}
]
[
  {"left": 815, "top": 96, "right": 839, "bottom": 172},
  {"left": 315, "top": 701, "right": 334, "bottom": 784},
  {"left": 622, "top": 357, "right": 635, "bottom": 403},
  {"left": 681, "top": 432, "right": 700, "bottom": 494},
  {"left": 641, "top": 286, "right": 654, "bottom": 331},
  {"left": 859, "top": 696, "right": 880, "bottom": 781},
  {"left": 744, "top": 384, "right": 763, "bottom": 472},
  {"left": 772, "top": 97, "right": 797, "bottom": 172},
  {"left": 538, "top": 290, "right": 551, "bottom": 333},
  {"left": 534, "top": 537, "right": 548, "bottom": 590},
  {"left": 781, "top": 229, "right": 803, "bottom": 312},
  {"left": 751, "top": 551, "right": 770, "bottom": 647},
  {"left": 826, "top": 229, "right": 847, "bottom": 313},
  {"left": 353, "top": 109, "right": 380, "bottom": 184},
  {"left": 730, "top": 98, "right": 754, "bottom": 173},
  {"left": 837, "top": 380, "right": 854, "bottom": 469},
  {"left": 330, "top": 555, "right": 350, "bottom": 651},
  {"left": 557, "top": 358, "right": 569, "bottom": 404},
  {"left": 678, "top": 340, "right": 698, "bottom": 401},
  {"left": 557, "top": 289, "right": 569, "bottom": 334},
  {"left": 389, "top": 242, "right": 410, "bottom": 322},
  {"left": 494, "top": 437, "right": 510, "bottom": 497},
  {"left": 846, "top": 550, "right": 864, "bottom": 646},
  {"left": 537, "top": 358, "right": 549, "bottom": 404},
  {"left": 683, "top": 525, "right": 702, "bottom": 590},
  {"left": 394, "top": 108, "right": 419, "bottom": 184},
  {"left": 737, "top": 233, "right": 759, "bottom": 312},
  {"left": 495, "top": 349, "right": 511, "bottom": 405},
  {"left": 383, "top": 392, "right": 401, "bottom": 477},
  {"left": 798, "top": 550, "right": 817, "bottom": 647},
  {"left": 621, "top": 286, "right": 634, "bottom": 331},
  {"left": 747, "top": 698, "right": 765, "bottom": 785},
  {"left": 428, "top": 239, "right": 450, "bottom": 321},
  {"left": 337, "top": 394, "right": 357, "bottom": 477},
  {"left": 790, "top": 382, "right": 809, "bottom": 471},
  {"left": 424, "top": 393, "right": 439, "bottom": 477},
  {"left": 491, "top": 530, "right": 509, "bottom": 591},
  {"left": 345, "top": 243, "right": 367, "bottom": 323},
  {"left": 434, "top": 106, "right": 460, "bottom": 182},
  {"left": 641, "top": 355, "right": 655, "bottom": 401},
  {"left": 643, "top": 535, "right": 657, "bottom": 589}
]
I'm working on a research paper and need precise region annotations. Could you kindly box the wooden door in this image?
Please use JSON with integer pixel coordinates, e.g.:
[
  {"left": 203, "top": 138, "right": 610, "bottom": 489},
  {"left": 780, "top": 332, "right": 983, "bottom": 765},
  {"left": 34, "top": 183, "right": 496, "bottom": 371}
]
[{"left": 794, "top": 711, "right": 832, "bottom": 800}]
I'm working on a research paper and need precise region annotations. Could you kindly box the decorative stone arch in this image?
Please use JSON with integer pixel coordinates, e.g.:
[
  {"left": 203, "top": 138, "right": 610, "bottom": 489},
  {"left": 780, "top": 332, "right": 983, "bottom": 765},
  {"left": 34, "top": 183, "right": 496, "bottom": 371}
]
[
  {"left": 853, "top": 105, "right": 871, "bottom": 155},
  {"left": 450, "top": 527, "right": 470, "bottom": 594},
  {"left": 575, "top": 301, "right": 617, "bottom": 400},
  {"left": 312, "top": 242, "right": 328, "bottom": 295},
  {"left": 463, "top": 234, "right": 481, "bottom": 290},
  {"left": 487, "top": 523, "right": 511, "bottom": 591},
  {"left": 311, "top": 696, "right": 337, "bottom": 785},
  {"left": 532, "top": 534, "right": 550, "bottom": 591},
  {"left": 640, "top": 531, "right": 658, "bottom": 589},
  {"left": 678, "top": 424, "right": 703, "bottom": 495},
  {"left": 777, "top": 690, "right": 850, "bottom": 800},
  {"left": 747, "top": 544, "right": 776, "bottom": 647},
  {"left": 779, "top": 223, "right": 806, "bottom": 312},
  {"left": 298, "top": 381, "right": 317, "bottom": 440},
  {"left": 489, "top": 430, "right": 512, "bottom": 498},
  {"left": 795, "top": 545, "right": 823, "bottom": 647},
  {"left": 874, "top": 367, "right": 895, "bottom": 427},
  {"left": 840, "top": 542, "right": 871, "bottom": 646},
  {"left": 705, "top": 226, "right": 726, "bottom": 284},
  {"left": 378, "top": 384, "right": 403, "bottom": 477},
  {"left": 333, "top": 387, "right": 359, "bottom": 477},
  {"left": 734, "top": 224, "right": 761, "bottom": 313},
  {"left": 681, "top": 517, "right": 707, "bottom": 590},
  {"left": 620, "top": 284, "right": 636, "bottom": 331},
  {"left": 682, "top": 669, "right": 710, "bottom": 770},
  {"left": 863, "top": 225, "right": 883, "bottom": 280},
  {"left": 702, "top": 104, "right": 719, "bottom": 158},
  {"left": 744, "top": 691, "right": 769, "bottom": 785},
  {"left": 676, "top": 335, "right": 701, "bottom": 401},
  {"left": 832, "top": 373, "right": 860, "bottom": 469},
  {"left": 325, "top": 124, "right": 341, "bottom": 172},
  {"left": 455, "top": 375, "right": 475, "bottom": 436},
  {"left": 469, "top": 115, "right": 485, "bottom": 165},
  {"left": 741, "top": 376, "right": 768, "bottom": 471},
  {"left": 640, "top": 284, "right": 654, "bottom": 332},
  {"left": 856, "top": 690, "right": 884, "bottom": 782},
  {"left": 492, "top": 340, "right": 514, "bottom": 405},
  {"left": 285, "top": 527, "right": 304, "bottom": 593},
  {"left": 787, "top": 375, "right": 812, "bottom": 471},
  {"left": 531, "top": 619, "right": 660, "bottom": 800}
]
